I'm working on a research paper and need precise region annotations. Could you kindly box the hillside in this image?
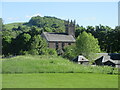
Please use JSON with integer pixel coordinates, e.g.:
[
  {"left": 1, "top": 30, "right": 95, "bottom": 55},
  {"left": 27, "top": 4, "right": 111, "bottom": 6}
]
[
  {"left": 4, "top": 22, "right": 25, "bottom": 30},
  {"left": 25, "top": 16, "right": 65, "bottom": 33},
  {"left": 4, "top": 16, "right": 66, "bottom": 33},
  {"left": 1, "top": 55, "right": 118, "bottom": 74}
]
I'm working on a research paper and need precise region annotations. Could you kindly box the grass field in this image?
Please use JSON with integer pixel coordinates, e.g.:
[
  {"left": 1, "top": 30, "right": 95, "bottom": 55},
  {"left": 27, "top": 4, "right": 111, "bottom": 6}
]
[
  {"left": 1, "top": 55, "right": 119, "bottom": 88},
  {"left": 1, "top": 55, "right": 118, "bottom": 74},
  {"left": 2, "top": 73, "right": 118, "bottom": 88}
]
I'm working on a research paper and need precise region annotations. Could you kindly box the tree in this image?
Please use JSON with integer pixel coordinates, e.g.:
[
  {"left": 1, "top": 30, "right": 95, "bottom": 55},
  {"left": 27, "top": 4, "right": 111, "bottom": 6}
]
[
  {"left": 2, "top": 35, "right": 12, "bottom": 56},
  {"left": 109, "top": 26, "right": 120, "bottom": 53},
  {"left": 63, "top": 45, "right": 77, "bottom": 60},
  {"left": 28, "top": 35, "right": 47, "bottom": 55},
  {"left": 75, "top": 26, "right": 86, "bottom": 37},
  {"left": 76, "top": 31, "right": 100, "bottom": 60},
  {"left": 12, "top": 33, "right": 31, "bottom": 55},
  {"left": 2, "top": 25, "right": 14, "bottom": 56},
  {"left": 29, "top": 26, "right": 42, "bottom": 36}
]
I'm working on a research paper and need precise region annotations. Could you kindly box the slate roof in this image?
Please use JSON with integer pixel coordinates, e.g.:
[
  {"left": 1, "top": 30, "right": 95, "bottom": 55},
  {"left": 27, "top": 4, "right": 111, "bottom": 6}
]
[
  {"left": 78, "top": 56, "right": 89, "bottom": 62},
  {"left": 95, "top": 53, "right": 120, "bottom": 65},
  {"left": 109, "top": 53, "right": 120, "bottom": 60},
  {"left": 102, "top": 56, "right": 111, "bottom": 62},
  {"left": 73, "top": 55, "right": 89, "bottom": 62},
  {"left": 96, "top": 53, "right": 120, "bottom": 60},
  {"left": 42, "top": 32, "right": 76, "bottom": 42}
]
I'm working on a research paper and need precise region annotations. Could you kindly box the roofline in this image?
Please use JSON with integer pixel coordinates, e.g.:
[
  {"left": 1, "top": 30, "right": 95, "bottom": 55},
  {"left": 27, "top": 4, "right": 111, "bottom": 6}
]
[
  {"left": 41, "top": 32, "right": 49, "bottom": 42},
  {"left": 48, "top": 41, "right": 76, "bottom": 43},
  {"left": 41, "top": 32, "right": 76, "bottom": 42}
]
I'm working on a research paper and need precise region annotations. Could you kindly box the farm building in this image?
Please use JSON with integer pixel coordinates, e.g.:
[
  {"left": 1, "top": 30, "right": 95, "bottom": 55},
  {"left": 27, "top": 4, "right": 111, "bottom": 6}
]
[
  {"left": 94, "top": 53, "right": 120, "bottom": 68},
  {"left": 41, "top": 20, "right": 76, "bottom": 51},
  {"left": 103, "top": 60, "right": 115, "bottom": 67},
  {"left": 109, "top": 53, "right": 120, "bottom": 68},
  {"left": 72, "top": 55, "right": 89, "bottom": 65}
]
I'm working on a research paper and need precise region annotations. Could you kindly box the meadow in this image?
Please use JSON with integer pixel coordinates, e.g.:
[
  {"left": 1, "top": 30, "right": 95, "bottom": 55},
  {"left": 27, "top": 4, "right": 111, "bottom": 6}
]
[
  {"left": 1, "top": 55, "right": 118, "bottom": 74},
  {"left": 1, "top": 55, "right": 119, "bottom": 88}
]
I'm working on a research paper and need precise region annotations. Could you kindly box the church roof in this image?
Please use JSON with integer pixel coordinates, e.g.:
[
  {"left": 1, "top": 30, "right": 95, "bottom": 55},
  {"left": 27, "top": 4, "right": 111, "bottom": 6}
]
[{"left": 41, "top": 32, "right": 76, "bottom": 42}]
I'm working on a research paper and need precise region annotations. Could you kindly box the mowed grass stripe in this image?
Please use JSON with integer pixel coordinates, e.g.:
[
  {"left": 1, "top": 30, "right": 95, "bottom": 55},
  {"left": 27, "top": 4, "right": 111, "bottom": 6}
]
[{"left": 2, "top": 73, "right": 118, "bottom": 88}]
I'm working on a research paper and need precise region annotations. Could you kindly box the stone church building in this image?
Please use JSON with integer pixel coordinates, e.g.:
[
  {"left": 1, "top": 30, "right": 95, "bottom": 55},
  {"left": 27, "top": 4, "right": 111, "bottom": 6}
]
[{"left": 41, "top": 20, "right": 76, "bottom": 50}]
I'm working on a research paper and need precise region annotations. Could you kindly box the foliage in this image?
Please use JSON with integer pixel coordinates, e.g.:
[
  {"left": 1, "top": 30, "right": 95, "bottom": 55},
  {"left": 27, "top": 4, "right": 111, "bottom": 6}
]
[
  {"left": 75, "top": 25, "right": 120, "bottom": 53},
  {"left": 48, "top": 48, "right": 57, "bottom": 55},
  {"left": 1, "top": 16, "right": 120, "bottom": 56},
  {"left": 26, "top": 16, "right": 65, "bottom": 33},
  {"left": 63, "top": 45, "right": 77, "bottom": 60},
  {"left": 29, "top": 26, "right": 42, "bottom": 36},
  {"left": 1, "top": 16, "right": 66, "bottom": 56},
  {"left": 11, "top": 33, "right": 31, "bottom": 55},
  {"left": 2, "top": 28, "right": 14, "bottom": 56},
  {"left": 109, "top": 26, "right": 120, "bottom": 53},
  {"left": 1, "top": 55, "right": 118, "bottom": 74},
  {"left": 76, "top": 31, "right": 100, "bottom": 60},
  {"left": 28, "top": 35, "right": 47, "bottom": 55}
]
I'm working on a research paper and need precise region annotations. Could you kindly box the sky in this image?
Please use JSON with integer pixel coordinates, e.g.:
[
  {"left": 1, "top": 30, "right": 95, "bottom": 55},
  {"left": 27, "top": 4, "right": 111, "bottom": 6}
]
[{"left": 1, "top": 1, "right": 119, "bottom": 29}]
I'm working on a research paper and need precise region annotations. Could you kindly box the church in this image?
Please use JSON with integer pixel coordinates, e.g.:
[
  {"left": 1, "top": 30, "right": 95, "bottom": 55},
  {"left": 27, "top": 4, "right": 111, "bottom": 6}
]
[{"left": 41, "top": 20, "right": 76, "bottom": 50}]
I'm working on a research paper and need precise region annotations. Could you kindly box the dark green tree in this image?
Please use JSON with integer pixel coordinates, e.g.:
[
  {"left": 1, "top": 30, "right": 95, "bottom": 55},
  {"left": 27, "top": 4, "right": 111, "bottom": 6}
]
[
  {"left": 11, "top": 33, "right": 31, "bottom": 55},
  {"left": 28, "top": 35, "right": 47, "bottom": 55}
]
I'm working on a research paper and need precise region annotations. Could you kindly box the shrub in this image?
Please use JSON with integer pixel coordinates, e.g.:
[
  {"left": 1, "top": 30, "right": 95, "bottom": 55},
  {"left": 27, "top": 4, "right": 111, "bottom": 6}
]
[
  {"left": 48, "top": 48, "right": 57, "bottom": 56},
  {"left": 40, "top": 48, "right": 57, "bottom": 56},
  {"left": 63, "top": 45, "right": 77, "bottom": 60}
]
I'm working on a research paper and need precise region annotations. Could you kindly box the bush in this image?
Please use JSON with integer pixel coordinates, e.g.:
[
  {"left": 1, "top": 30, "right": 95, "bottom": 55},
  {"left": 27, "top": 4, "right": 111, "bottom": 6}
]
[
  {"left": 40, "top": 48, "right": 57, "bottom": 56},
  {"left": 63, "top": 45, "right": 78, "bottom": 60},
  {"left": 48, "top": 48, "right": 57, "bottom": 56},
  {"left": 27, "top": 49, "right": 39, "bottom": 55}
]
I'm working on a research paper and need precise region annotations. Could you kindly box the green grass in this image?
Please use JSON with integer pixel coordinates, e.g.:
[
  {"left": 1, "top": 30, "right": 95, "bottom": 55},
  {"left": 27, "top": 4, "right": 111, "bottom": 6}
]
[
  {"left": 1, "top": 55, "right": 118, "bottom": 74},
  {"left": 2, "top": 73, "right": 118, "bottom": 88},
  {"left": 1, "top": 55, "right": 118, "bottom": 88}
]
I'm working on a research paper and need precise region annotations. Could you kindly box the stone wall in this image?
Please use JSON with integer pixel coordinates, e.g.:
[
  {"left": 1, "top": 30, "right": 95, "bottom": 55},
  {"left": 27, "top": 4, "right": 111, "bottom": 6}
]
[{"left": 48, "top": 42, "right": 74, "bottom": 50}]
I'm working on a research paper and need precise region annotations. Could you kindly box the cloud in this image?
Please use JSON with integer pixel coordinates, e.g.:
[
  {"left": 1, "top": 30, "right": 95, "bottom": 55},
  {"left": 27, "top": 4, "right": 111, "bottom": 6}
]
[{"left": 26, "top": 13, "right": 42, "bottom": 18}]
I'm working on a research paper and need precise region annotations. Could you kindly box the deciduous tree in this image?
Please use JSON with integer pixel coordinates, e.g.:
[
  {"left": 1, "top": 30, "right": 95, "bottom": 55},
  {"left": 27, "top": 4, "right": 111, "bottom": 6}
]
[{"left": 76, "top": 31, "right": 100, "bottom": 60}]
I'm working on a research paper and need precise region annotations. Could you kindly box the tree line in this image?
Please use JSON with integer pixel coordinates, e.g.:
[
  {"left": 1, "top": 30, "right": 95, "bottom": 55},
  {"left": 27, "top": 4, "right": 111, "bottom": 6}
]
[
  {"left": 75, "top": 25, "right": 120, "bottom": 53},
  {"left": 0, "top": 16, "right": 120, "bottom": 58}
]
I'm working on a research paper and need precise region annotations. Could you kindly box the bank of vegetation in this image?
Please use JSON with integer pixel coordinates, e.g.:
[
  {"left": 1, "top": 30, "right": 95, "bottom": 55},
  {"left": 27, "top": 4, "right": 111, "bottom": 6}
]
[{"left": 1, "top": 55, "right": 118, "bottom": 74}]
